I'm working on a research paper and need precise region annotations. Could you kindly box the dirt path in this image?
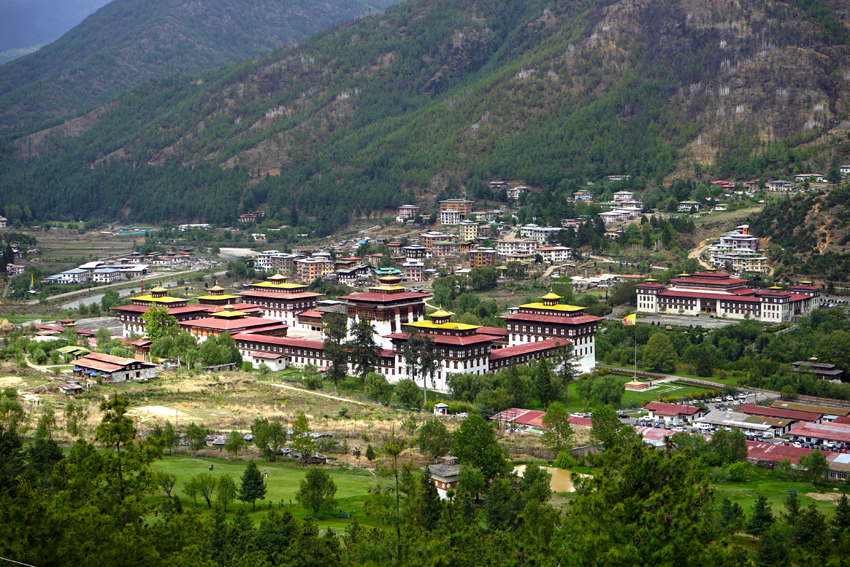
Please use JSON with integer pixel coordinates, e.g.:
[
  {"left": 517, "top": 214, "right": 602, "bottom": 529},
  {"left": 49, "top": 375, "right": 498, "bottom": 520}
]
[
  {"left": 688, "top": 239, "right": 713, "bottom": 269},
  {"left": 269, "top": 383, "right": 366, "bottom": 406}
]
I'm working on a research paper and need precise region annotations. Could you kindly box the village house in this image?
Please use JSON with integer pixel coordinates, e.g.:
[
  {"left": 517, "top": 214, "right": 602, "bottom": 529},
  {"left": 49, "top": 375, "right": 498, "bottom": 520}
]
[
  {"left": 439, "top": 199, "right": 474, "bottom": 215},
  {"left": 402, "top": 261, "right": 424, "bottom": 282},
  {"left": 644, "top": 401, "right": 707, "bottom": 424},
  {"left": 469, "top": 248, "right": 497, "bottom": 268},
  {"left": 496, "top": 238, "right": 537, "bottom": 259},
  {"left": 439, "top": 210, "right": 465, "bottom": 225},
  {"left": 766, "top": 180, "right": 797, "bottom": 192},
  {"left": 572, "top": 190, "right": 594, "bottom": 202},
  {"left": 536, "top": 247, "right": 571, "bottom": 264},
  {"left": 794, "top": 173, "right": 825, "bottom": 183},
  {"left": 73, "top": 353, "right": 156, "bottom": 383},
  {"left": 397, "top": 205, "right": 420, "bottom": 219},
  {"left": 506, "top": 186, "right": 528, "bottom": 200},
  {"left": 458, "top": 221, "right": 479, "bottom": 242}
]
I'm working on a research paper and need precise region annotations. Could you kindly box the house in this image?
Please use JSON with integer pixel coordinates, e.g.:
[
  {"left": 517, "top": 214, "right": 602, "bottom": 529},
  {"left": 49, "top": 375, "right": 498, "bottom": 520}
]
[
  {"left": 791, "top": 358, "right": 845, "bottom": 382},
  {"left": 607, "top": 175, "right": 631, "bottom": 182},
  {"left": 794, "top": 173, "right": 825, "bottom": 183},
  {"left": 678, "top": 201, "right": 701, "bottom": 212},
  {"left": 439, "top": 210, "right": 464, "bottom": 225},
  {"left": 644, "top": 401, "right": 706, "bottom": 424},
  {"left": 91, "top": 268, "right": 121, "bottom": 283},
  {"left": 766, "top": 180, "right": 796, "bottom": 192},
  {"left": 73, "top": 353, "right": 156, "bottom": 383},
  {"left": 0, "top": 216, "right": 7, "bottom": 229},
  {"left": 434, "top": 403, "right": 449, "bottom": 416},
  {"left": 439, "top": 199, "right": 474, "bottom": 214},
  {"left": 489, "top": 181, "right": 508, "bottom": 190},
  {"left": 469, "top": 248, "right": 496, "bottom": 268},
  {"left": 398, "top": 205, "right": 420, "bottom": 218},
  {"left": 245, "top": 351, "right": 289, "bottom": 371},
  {"left": 58, "top": 383, "right": 83, "bottom": 396},
  {"left": 612, "top": 191, "right": 633, "bottom": 201},
  {"left": 506, "top": 186, "right": 528, "bottom": 200},
  {"left": 841, "top": 165, "right": 850, "bottom": 177},
  {"left": 6, "top": 264, "right": 25, "bottom": 276},
  {"left": 426, "top": 463, "right": 460, "bottom": 499},
  {"left": 573, "top": 190, "right": 594, "bottom": 202}
]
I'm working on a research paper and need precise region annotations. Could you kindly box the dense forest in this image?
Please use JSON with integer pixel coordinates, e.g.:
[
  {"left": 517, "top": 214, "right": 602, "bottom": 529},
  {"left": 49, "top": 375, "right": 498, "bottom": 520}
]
[
  {"left": 1, "top": 0, "right": 849, "bottom": 232},
  {"left": 2, "top": 390, "right": 850, "bottom": 566},
  {"left": 0, "top": 0, "right": 404, "bottom": 128}
]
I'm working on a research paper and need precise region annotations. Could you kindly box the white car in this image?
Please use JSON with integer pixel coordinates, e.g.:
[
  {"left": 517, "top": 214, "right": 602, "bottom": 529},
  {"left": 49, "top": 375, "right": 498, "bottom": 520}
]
[
  {"left": 793, "top": 442, "right": 802, "bottom": 448},
  {"left": 726, "top": 396, "right": 734, "bottom": 401},
  {"left": 763, "top": 432, "right": 775, "bottom": 439},
  {"left": 738, "top": 394, "right": 747, "bottom": 400},
  {"left": 715, "top": 397, "right": 723, "bottom": 403},
  {"left": 672, "top": 427, "right": 685, "bottom": 433}
]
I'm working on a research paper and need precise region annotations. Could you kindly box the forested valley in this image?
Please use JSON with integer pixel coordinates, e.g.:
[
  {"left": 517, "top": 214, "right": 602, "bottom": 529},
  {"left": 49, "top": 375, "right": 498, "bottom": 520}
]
[{"left": 1, "top": 0, "right": 849, "bottom": 234}]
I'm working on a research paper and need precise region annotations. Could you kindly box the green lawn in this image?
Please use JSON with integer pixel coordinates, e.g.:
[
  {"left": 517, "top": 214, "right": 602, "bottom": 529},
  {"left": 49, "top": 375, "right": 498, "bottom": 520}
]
[
  {"left": 712, "top": 470, "right": 848, "bottom": 518},
  {"left": 599, "top": 362, "right": 739, "bottom": 388},
  {"left": 151, "top": 453, "right": 387, "bottom": 532},
  {"left": 559, "top": 376, "right": 715, "bottom": 414}
]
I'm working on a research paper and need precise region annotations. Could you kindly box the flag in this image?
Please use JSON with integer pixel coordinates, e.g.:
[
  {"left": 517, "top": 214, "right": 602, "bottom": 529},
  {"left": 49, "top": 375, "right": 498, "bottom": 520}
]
[{"left": 623, "top": 314, "right": 636, "bottom": 326}]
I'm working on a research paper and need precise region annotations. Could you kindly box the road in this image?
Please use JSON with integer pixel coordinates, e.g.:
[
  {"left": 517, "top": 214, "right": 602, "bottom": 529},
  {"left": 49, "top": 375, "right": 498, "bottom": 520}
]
[
  {"left": 585, "top": 254, "right": 667, "bottom": 271},
  {"left": 35, "top": 269, "right": 226, "bottom": 307}
]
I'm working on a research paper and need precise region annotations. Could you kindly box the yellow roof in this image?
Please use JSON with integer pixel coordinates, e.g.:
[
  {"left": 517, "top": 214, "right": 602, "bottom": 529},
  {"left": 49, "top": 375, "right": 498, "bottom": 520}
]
[
  {"left": 768, "top": 286, "right": 783, "bottom": 290},
  {"left": 801, "top": 280, "right": 813, "bottom": 284},
  {"left": 678, "top": 273, "right": 691, "bottom": 277},
  {"left": 208, "top": 285, "right": 226, "bottom": 292},
  {"left": 267, "top": 273, "right": 288, "bottom": 281},
  {"left": 520, "top": 302, "right": 584, "bottom": 312},
  {"left": 540, "top": 292, "right": 563, "bottom": 300},
  {"left": 211, "top": 310, "right": 248, "bottom": 318},
  {"left": 136, "top": 294, "right": 185, "bottom": 304},
  {"left": 195, "top": 294, "right": 239, "bottom": 301},
  {"left": 645, "top": 278, "right": 657, "bottom": 282},
  {"left": 149, "top": 285, "right": 169, "bottom": 293},
  {"left": 252, "top": 281, "right": 307, "bottom": 290},
  {"left": 407, "top": 321, "right": 479, "bottom": 331},
  {"left": 428, "top": 309, "right": 454, "bottom": 319},
  {"left": 373, "top": 285, "right": 406, "bottom": 292}
]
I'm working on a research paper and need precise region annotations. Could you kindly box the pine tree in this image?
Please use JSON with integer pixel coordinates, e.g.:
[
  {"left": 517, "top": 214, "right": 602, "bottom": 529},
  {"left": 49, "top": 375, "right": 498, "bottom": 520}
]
[
  {"left": 745, "top": 495, "right": 774, "bottom": 537},
  {"left": 419, "top": 473, "right": 443, "bottom": 531},
  {"left": 532, "top": 358, "right": 557, "bottom": 409},
  {"left": 832, "top": 494, "right": 850, "bottom": 541},
  {"left": 238, "top": 461, "right": 267, "bottom": 510}
]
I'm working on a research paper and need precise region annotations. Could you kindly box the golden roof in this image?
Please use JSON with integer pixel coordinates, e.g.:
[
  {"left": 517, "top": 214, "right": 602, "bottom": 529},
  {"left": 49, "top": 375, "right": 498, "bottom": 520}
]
[
  {"left": 428, "top": 309, "right": 455, "bottom": 319},
  {"left": 149, "top": 285, "right": 168, "bottom": 293},
  {"left": 407, "top": 321, "right": 478, "bottom": 331},
  {"left": 267, "top": 273, "right": 288, "bottom": 281},
  {"left": 519, "top": 302, "right": 584, "bottom": 312},
  {"left": 540, "top": 292, "right": 563, "bottom": 300}
]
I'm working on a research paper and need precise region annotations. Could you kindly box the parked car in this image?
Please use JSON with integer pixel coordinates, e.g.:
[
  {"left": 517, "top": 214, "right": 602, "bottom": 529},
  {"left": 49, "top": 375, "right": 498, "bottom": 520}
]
[
  {"left": 725, "top": 395, "right": 734, "bottom": 401},
  {"left": 715, "top": 397, "right": 723, "bottom": 403},
  {"left": 617, "top": 412, "right": 630, "bottom": 419}
]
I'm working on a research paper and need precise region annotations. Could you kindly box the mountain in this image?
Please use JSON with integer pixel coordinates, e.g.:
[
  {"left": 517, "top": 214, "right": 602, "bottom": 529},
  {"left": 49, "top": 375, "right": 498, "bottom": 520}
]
[
  {"left": 2, "top": 0, "right": 850, "bottom": 233},
  {"left": 749, "top": 186, "right": 850, "bottom": 280},
  {"left": 0, "top": 0, "right": 401, "bottom": 128}
]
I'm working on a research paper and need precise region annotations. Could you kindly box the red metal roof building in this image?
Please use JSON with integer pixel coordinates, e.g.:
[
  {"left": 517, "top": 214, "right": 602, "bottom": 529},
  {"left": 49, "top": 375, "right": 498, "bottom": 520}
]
[
  {"left": 788, "top": 421, "right": 850, "bottom": 444},
  {"left": 339, "top": 284, "right": 431, "bottom": 349},
  {"left": 644, "top": 401, "right": 706, "bottom": 423},
  {"left": 636, "top": 271, "right": 818, "bottom": 323},
  {"left": 741, "top": 404, "right": 823, "bottom": 423},
  {"left": 238, "top": 275, "right": 324, "bottom": 327}
]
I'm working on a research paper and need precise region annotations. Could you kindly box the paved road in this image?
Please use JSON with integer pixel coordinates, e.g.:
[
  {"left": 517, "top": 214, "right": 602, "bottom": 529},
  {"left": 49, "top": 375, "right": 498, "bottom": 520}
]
[{"left": 37, "top": 269, "right": 226, "bottom": 308}]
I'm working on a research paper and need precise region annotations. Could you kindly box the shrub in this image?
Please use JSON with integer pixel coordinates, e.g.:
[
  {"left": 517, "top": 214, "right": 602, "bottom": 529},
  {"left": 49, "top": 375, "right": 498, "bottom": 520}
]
[
  {"left": 556, "top": 452, "right": 574, "bottom": 469},
  {"left": 727, "top": 462, "right": 749, "bottom": 482}
]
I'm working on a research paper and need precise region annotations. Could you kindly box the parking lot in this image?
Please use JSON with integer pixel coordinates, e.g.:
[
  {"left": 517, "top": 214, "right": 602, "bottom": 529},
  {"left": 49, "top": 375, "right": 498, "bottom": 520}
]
[{"left": 633, "top": 314, "right": 742, "bottom": 329}]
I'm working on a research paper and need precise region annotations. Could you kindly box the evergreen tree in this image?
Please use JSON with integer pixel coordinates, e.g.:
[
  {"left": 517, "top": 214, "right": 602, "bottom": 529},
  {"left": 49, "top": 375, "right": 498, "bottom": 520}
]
[
  {"left": 745, "top": 495, "right": 775, "bottom": 537},
  {"left": 754, "top": 524, "right": 791, "bottom": 567},
  {"left": 238, "top": 461, "right": 267, "bottom": 510},
  {"left": 831, "top": 494, "right": 850, "bottom": 541},
  {"left": 295, "top": 467, "right": 338, "bottom": 519},
  {"left": 322, "top": 312, "right": 349, "bottom": 391},
  {"left": 532, "top": 358, "right": 557, "bottom": 409},
  {"left": 345, "top": 318, "right": 381, "bottom": 380},
  {"left": 418, "top": 473, "right": 442, "bottom": 531}
]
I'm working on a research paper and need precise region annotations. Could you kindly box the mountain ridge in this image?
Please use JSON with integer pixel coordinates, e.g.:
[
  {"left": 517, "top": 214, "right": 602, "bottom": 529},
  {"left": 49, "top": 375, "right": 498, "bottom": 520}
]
[
  {"left": 1, "top": 0, "right": 850, "bottom": 236},
  {"left": 0, "top": 0, "right": 402, "bottom": 129}
]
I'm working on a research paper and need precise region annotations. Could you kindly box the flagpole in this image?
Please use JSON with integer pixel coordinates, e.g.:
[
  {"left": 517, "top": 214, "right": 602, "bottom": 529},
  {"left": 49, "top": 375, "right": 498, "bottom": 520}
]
[{"left": 633, "top": 317, "right": 637, "bottom": 378}]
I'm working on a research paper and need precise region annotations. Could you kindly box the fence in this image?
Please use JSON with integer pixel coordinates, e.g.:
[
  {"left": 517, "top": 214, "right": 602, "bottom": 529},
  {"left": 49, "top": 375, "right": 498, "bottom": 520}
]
[{"left": 506, "top": 444, "right": 601, "bottom": 461}]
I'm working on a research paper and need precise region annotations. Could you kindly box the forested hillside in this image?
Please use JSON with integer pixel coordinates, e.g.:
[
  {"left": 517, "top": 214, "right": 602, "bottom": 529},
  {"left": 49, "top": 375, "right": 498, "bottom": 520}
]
[
  {"left": 749, "top": 186, "right": 850, "bottom": 281},
  {"left": 1, "top": 0, "right": 849, "bottom": 232},
  {"left": 0, "top": 0, "right": 400, "bottom": 128}
]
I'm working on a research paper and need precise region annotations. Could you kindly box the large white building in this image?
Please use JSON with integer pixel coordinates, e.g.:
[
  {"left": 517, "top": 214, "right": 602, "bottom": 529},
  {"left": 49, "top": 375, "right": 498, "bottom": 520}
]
[
  {"left": 519, "top": 224, "right": 562, "bottom": 244},
  {"left": 496, "top": 239, "right": 537, "bottom": 259},
  {"left": 536, "top": 247, "right": 572, "bottom": 264},
  {"left": 502, "top": 292, "right": 603, "bottom": 373},
  {"left": 636, "top": 272, "right": 819, "bottom": 323}
]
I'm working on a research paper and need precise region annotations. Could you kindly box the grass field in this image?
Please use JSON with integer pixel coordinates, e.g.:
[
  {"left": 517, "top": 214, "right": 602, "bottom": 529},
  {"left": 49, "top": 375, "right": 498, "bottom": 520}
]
[
  {"left": 692, "top": 206, "right": 763, "bottom": 227},
  {"left": 600, "top": 362, "right": 739, "bottom": 388},
  {"left": 712, "top": 467, "right": 848, "bottom": 517},
  {"left": 151, "top": 453, "right": 387, "bottom": 531},
  {"left": 558, "top": 376, "right": 715, "bottom": 414}
]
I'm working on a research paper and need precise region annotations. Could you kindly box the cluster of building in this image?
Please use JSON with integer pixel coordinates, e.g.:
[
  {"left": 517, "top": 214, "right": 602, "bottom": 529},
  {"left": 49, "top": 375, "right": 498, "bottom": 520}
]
[
  {"left": 115, "top": 275, "right": 602, "bottom": 388},
  {"left": 42, "top": 251, "right": 197, "bottom": 285},
  {"left": 705, "top": 225, "right": 770, "bottom": 274},
  {"left": 636, "top": 270, "right": 820, "bottom": 323}
]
